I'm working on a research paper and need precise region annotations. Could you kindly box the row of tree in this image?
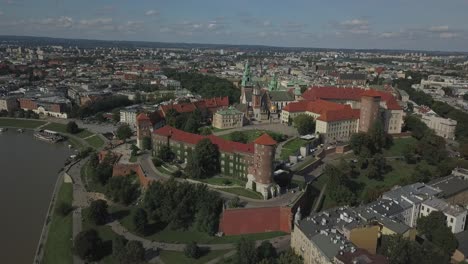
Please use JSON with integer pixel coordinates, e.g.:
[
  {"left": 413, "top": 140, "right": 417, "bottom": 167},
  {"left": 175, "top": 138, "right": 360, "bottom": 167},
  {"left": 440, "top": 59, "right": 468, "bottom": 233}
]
[
  {"left": 234, "top": 238, "right": 303, "bottom": 264},
  {"left": 143, "top": 179, "right": 223, "bottom": 235},
  {"left": 164, "top": 68, "right": 240, "bottom": 103},
  {"left": 0, "top": 109, "right": 39, "bottom": 119},
  {"left": 74, "top": 228, "right": 146, "bottom": 263}
]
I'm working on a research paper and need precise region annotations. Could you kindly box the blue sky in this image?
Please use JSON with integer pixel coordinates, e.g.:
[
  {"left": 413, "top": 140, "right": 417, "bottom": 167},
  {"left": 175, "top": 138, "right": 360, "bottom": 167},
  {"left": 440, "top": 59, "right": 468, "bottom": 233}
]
[{"left": 1, "top": 0, "right": 468, "bottom": 51}]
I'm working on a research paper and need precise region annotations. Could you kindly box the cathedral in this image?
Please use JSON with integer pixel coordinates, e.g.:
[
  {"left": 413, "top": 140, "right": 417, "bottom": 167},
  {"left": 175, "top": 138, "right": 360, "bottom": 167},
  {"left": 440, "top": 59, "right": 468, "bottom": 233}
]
[{"left": 239, "top": 62, "right": 301, "bottom": 121}]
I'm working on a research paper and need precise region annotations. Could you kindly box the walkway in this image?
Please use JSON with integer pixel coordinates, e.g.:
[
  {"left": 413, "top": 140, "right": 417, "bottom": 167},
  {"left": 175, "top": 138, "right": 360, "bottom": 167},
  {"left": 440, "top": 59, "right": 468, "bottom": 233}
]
[{"left": 213, "top": 123, "right": 298, "bottom": 137}]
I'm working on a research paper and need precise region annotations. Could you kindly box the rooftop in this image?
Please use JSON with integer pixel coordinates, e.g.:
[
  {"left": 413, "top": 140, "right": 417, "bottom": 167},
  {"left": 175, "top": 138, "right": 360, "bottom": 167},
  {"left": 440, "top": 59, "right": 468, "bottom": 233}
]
[{"left": 422, "top": 197, "right": 466, "bottom": 217}]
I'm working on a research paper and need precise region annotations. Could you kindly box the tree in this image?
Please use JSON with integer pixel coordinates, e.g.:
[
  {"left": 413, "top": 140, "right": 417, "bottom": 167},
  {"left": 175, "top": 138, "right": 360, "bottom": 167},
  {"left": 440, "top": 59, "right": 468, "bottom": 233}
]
[
  {"left": 404, "top": 115, "right": 429, "bottom": 140},
  {"left": 56, "top": 201, "right": 73, "bottom": 216},
  {"left": 89, "top": 152, "right": 100, "bottom": 168},
  {"left": 227, "top": 196, "right": 242, "bottom": 208},
  {"left": 124, "top": 241, "right": 145, "bottom": 264},
  {"left": 367, "top": 120, "right": 389, "bottom": 153},
  {"left": 200, "top": 126, "right": 212, "bottom": 135},
  {"left": 366, "top": 154, "right": 387, "bottom": 180},
  {"left": 293, "top": 114, "right": 315, "bottom": 135},
  {"left": 350, "top": 132, "right": 370, "bottom": 156},
  {"left": 66, "top": 121, "right": 79, "bottom": 134},
  {"left": 130, "top": 144, "right": 139, "bottom": 157},
  {"left": 184, "top": 241, "right": 201, "bottom": 259},
  {"left": 112, "top": 110, "right": 120, "bottom": 123},
  {"left": 116, "top": 124, "right": 133, "bottom": 140},
  {"left": 256, "top": 241, "right": 277, "bottom": 262},
  {"left": 230, "top": 131, "right": 248, "bottom": 143},
  {"left": 235, "top": 237, "right": 258, "bottom": 264},
  {"left": 87, "top": 199, "right": 109, "bottom": 225},
  {"left": 276, "top": 249, "right": 303, "bottom": 264},
  {"left": 112, "top": 236, "right": 128, "bottom": 263},
  {"left": 106, "top": 176, "right": 140, "bottom": 205},
  {"left": 185, "top": 138, "right": 220, "bottom": 179},
  {"left": 157, "top": 145, "right": 174, "bottom": 162},
  {"left": 132, "top": 208, "right": 148, "bottom": 235},
  {"left": 73, "top": 229, "right": 103, "bottom": 262},
  {"left": 403, "top": 142, "right": 418, "bottom": 164},
  {"left": 142, "top": 136, "right": 152, "bottom": 150},
  {"left": 417, "top": 211, "right": 458, "bottom": 256}
]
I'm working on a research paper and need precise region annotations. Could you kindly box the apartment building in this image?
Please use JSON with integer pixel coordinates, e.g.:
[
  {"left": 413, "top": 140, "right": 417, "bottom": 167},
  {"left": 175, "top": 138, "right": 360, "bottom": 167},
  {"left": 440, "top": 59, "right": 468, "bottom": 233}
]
[
  {"left": 420, "top": 113, "right": 457, "bottom": 140},
  {"left": 212, "top": 106, "right": 244, "bottom": 129}
]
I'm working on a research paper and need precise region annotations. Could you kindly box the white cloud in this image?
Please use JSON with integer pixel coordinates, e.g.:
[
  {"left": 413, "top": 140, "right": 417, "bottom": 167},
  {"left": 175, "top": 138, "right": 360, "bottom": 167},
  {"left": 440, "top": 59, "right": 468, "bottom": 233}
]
[
  {"left": 440, "top": 32, "right": 460, "bottom": 38},
  {"left": 38, "top": 16, "right": 73, "bottom": 28},
  {"left": 145, "top": 10, "right": 159, "bottom": 16},
  {"left": 335, "top": 18, "right": 370, "bottom": 35},
  {"left": 429, "top": 25, "right": 449, "bottom": 32},
  {"left": 79, "top": 18, "right": 112, "bottom": 27}
]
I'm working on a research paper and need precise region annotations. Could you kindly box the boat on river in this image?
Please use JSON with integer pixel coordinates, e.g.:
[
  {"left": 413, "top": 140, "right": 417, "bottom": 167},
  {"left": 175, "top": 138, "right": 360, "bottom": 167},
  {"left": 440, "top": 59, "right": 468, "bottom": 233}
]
[{"left": 33, "top": 130, "right": 64, "bottom": 143}]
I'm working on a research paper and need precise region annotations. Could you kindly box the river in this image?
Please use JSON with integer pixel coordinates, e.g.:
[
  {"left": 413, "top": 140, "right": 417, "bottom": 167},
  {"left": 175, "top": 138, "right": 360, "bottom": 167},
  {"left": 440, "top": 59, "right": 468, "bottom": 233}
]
[{"left": 0, "top": 129, "right": 73, "bottom": 264}]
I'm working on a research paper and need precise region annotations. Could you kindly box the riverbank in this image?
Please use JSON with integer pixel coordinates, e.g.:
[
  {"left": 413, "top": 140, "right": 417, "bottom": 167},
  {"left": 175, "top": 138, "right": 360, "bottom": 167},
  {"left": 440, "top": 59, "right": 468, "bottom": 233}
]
[{"left": 0, "top": 117, "right": 106, "bottom": 150}]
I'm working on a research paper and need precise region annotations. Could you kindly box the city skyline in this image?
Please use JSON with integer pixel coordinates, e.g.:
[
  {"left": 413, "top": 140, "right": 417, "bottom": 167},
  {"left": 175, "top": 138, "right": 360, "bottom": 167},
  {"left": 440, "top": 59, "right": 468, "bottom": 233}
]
[{"left": 1, "top": 0, "right": 468, "bottom": 52}]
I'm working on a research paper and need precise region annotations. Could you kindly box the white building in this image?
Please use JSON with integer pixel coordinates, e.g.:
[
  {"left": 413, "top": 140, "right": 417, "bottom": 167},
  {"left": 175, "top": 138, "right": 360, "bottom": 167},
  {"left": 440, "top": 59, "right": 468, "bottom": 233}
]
[
  {"left": 120, "top": 107, "right": 139, "bottom": 128},
  {"left": 420, "top": 197, "right": 467, "bottom": 233},
  {"left": 421, "top": 113, "right": 457, "bottom": 140}
]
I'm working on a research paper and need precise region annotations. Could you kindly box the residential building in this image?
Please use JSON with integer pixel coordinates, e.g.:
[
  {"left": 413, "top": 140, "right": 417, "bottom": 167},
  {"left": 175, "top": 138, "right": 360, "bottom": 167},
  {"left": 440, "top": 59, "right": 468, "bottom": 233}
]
[
  {"left": 281, "top": 100, "right": 360, "bottom": 143},
  {"left": 18, "top": 96, "right": 70, "bottom": 118},
  {"left": 301, "top": 86, "right": 404, "bottom": 135},
  {"left": 337, "top": 73, "right": 367, "bottom": 86},
  {"left": 120, "top": 107, "right": 139, "bottom": 128},
  {"left": 420, "top": 113, "right": 457, "bottom": 140},
  {"left": 212, "top": 106, "right": 244, "bottom": 129},
  {"left": 0, "top": 96, "right": 19, "bottom": 112},
  {"left": 420, "top": 197, "right": 467, "bottom": 233},
  {"left": 291, "top": 207, "right": 386, "bottom": 264}
]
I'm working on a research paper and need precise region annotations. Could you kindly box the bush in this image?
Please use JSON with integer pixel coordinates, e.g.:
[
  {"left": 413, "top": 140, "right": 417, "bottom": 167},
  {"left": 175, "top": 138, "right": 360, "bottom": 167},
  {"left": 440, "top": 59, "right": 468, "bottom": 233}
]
[
  {"left": 152, "top": 158, "right": 163, "bottom": 167},
  {"left": 56, "top": 202, "right": 73, "bottom": 216},
  {"left": 184, "top": 241, "right": 201, "bottom": 259},
  {"left": 172, "top": 170, "right": 182, "bottom": 178},
  {"left": 222, "top": 179, "right": 232, "bottom": 185}
]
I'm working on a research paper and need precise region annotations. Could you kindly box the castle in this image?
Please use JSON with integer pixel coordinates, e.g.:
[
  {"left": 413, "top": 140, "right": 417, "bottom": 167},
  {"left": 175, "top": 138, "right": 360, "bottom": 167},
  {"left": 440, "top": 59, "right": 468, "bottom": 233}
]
[{"left": 145, "top": 123, "right": 279, "bottom": 199}]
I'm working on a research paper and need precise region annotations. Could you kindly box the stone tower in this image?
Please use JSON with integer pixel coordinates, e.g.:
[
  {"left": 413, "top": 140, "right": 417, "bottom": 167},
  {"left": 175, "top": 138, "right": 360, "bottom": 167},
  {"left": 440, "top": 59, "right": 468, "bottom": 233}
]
[
  {"left": 359, "top": 94, "right": 381, "bottom": 133},
  {"left": 247, "top": 133, "right": 278, "bottom": 199},
  {"left": 136, "top": 113, "right": 152, "bottom": 149},
  {"left": 252, "top": 85, "right": 262, "bottom": 119}
]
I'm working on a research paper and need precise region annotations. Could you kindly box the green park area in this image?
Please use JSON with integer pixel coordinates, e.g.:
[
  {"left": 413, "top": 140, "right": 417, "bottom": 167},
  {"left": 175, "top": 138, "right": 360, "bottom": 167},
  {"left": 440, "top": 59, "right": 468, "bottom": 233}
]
[
  {"left": 42, "top": 122, "right": 94, "bottom": 138},
  {"left": 0, "top": 118, "right": 45, "bottom": 128},
  {"left": 201, "top": 176, "right": 246, "bottom": 187},
  {"left": 110, "top": 205, "right": 285, "bottom": 244},
  {"left": 159, "top": 249, "right": 231, "bottom": 264},
  {"left": 84, "top": 135, "right": 105, "bottom": 149},
  {"left": 42, "top": 183, "right": 73, "bottom": 264},
  {"left": 217, "top": 187, "right": 263, "bottom": 200},
  {"left": 280, "top": 138, "right": 310, "bottom": 160}
]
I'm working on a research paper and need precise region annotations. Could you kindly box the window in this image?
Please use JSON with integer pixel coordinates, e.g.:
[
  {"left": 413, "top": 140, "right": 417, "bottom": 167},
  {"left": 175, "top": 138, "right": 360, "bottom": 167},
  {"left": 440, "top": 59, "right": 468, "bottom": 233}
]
[{"left": 450, "top": 217, "right": 454, "bottom": 223}]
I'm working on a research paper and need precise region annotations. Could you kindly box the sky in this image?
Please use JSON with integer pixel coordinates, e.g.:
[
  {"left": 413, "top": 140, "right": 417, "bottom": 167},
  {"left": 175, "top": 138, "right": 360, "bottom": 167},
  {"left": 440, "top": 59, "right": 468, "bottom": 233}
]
[{"left": 0, "top": 0, "right": 468, "bottom": 51}]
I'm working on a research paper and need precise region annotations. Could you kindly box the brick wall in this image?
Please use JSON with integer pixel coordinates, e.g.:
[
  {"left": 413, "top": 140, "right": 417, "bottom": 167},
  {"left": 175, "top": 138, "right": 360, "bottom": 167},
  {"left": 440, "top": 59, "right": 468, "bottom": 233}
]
[
  {"left": 112, "top": 163, "right": 154, "bottom": 188},
  {"left": 219, "top": 206, "right": 292, "bottom": 235}
]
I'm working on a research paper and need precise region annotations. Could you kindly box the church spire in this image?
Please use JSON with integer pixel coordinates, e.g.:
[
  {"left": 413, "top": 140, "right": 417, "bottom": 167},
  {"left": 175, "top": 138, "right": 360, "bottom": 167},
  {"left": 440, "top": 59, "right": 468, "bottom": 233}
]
[{"left": 241, "top": 60, "right": 253, "bottom": 88}]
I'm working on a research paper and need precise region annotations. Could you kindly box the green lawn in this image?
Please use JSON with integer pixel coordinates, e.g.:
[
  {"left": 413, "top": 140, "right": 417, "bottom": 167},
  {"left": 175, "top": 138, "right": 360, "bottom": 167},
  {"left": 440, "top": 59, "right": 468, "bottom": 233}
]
[
  {"left": 67, "top": 137, "right": 86, "bottom": 151},
  {"left": 280, "top": 138, "right": 309, "bottom": 160},
  {"left": 201, "top": 177, "right": 246, "bottom": 187},
  {"left": 42, "top": 183, "right": 73, "bottom": 264},
  {"left": 42, "top": 123, "right": 68, "bottom": 133},
  {"left": 0, "top": 118, "right": 45, "bottom": 128},
  {"left": 220, "top": 129, "right": 285, "bottom": 143},
  {"left": 159, "top": 249, "right": 231, "bottom": 264},
  {"left": 383, "top": 137, "right": 418, "bottom": 157},
  {"left": 111, "top": 205, "right": 286, "bottom": 244},
  {"left": 76, "top": 129, "right": 94, "bottom": 139},
  {"left": 217, "top": 187, "right": 263, "bottom": 200},
  {"left": 85, "top": 135, "right": 105, "bottom": 149},
  {"left": 81, "top": 162, "right": 107, "bottom": 193}
]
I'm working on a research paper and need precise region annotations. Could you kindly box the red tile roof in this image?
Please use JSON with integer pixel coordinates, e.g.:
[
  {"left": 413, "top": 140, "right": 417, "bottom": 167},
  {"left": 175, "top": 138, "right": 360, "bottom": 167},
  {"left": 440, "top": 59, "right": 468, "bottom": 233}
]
[
  {"left": 160, "top": 96, "right": 230, "bottom": 117},
  {"left": 302, "top": 86, "right": 401, "bottom": 110},
  {"left": 136, "top": 113, "right": 150, "bottom": 122},
  {"left": 160, "top": 103, "right": 197, "bottom": 116},
  {"left": 154, "top": 125, "right": 254, "bottom": 154},
  {"left": 317, "top": 109, "right": 361, "bottom": 122},
  {"left": 254, "top": 134, "right": 277, "bottom": 146},
  {"left": 284, "top": 99, "right": 359, "bottom": 122}
]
